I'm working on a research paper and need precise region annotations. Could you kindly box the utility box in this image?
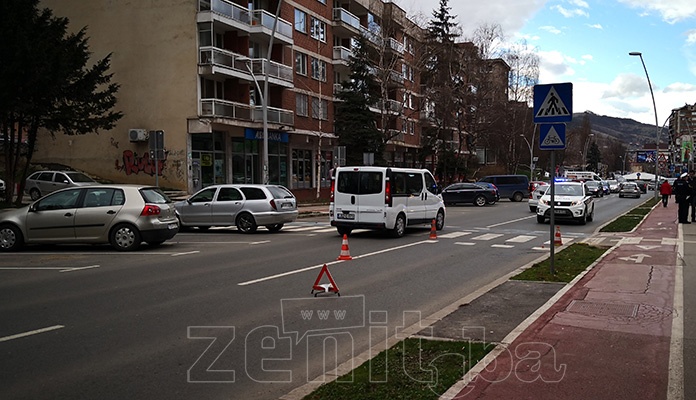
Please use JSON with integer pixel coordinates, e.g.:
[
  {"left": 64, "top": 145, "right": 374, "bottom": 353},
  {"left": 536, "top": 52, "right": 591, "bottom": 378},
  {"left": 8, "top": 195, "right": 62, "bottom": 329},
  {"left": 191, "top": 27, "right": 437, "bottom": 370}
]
[{"left": 128, "top": 129, "right": 148, "bottom": 142}]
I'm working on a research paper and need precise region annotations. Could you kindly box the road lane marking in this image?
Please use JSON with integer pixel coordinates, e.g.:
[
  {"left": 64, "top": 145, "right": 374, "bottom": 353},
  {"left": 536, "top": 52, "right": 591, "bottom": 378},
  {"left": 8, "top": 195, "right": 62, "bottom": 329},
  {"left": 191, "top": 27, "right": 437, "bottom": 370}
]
[
  {"left": 472, "top": 233, "right": 503, "bottom": 241},
  {"left": 454, "top": 242, "right": 475, "bottom": 246},
  {"left": 60, "top": 265, "right": 100, "bottom": 272},
  {"left": 506, "top": 235, "right": 536, "bottom": 243},
  {"left": 171, "top": 251, "right": 200, "bottom": 257},
  {"left": 491, "top": 244, "right": 514, "bottom": 249},
  {"left": 0, "top": 325, "right": 64, "bottom": 343},
  {"left": 486, "top": 215, "right": 536, "bottom": 228},
  {"left": 238, "top": 240, "right": 430, "bottom": 286},
  {"left": 438, "top": 231, "right": 472, "bottom": 239}
]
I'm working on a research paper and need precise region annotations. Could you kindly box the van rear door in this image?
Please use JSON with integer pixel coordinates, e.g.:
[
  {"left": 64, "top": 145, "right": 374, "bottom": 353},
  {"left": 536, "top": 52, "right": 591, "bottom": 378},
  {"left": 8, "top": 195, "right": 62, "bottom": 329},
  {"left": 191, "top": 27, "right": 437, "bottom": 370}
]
[{"left": 334, "top": 169, "right": 384, "bottom": 225}]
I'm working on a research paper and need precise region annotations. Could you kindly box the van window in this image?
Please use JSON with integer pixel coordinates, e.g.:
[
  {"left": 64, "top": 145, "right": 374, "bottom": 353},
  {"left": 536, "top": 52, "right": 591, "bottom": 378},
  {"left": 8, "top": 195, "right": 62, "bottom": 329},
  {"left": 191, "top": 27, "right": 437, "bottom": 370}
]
[
  {"left": 480, "top": 177, "right": 493, "bottom": 184},
  {"left": 391, "top": 173, "right": 409, "bottom": 195},
  {"left": 405, "top": 173, "right": 423, "bottom": 195},
  {"left": 424, "top": 172, "right": 438, "bottom": 194},
  {"left": 337, "top": 171, "right": 383, "bottom": 195}
]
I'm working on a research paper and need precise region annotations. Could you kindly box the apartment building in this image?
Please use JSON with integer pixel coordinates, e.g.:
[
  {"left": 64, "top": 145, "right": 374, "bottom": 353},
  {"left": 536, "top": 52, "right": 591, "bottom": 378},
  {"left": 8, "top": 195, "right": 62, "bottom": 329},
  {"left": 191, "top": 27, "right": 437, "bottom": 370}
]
[
  {"left": 669, "top": 103, "right": 696, "bottom": 167},
  {"left": 35, "top": 0, "right": 424, "bottom": 194}
]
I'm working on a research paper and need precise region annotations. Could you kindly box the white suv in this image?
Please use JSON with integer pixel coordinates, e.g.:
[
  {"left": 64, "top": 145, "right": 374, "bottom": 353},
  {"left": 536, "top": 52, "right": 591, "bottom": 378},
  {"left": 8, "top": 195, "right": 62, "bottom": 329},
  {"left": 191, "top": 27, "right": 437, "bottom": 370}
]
[{"left": 536, "top": 181, "right": 594, "bottom": 225}]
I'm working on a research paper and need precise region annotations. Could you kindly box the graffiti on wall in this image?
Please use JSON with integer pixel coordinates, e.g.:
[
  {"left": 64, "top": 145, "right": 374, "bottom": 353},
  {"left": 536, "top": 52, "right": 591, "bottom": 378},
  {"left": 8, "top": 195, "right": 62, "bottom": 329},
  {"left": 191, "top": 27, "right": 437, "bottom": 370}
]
[{"left": 115, "top": 150, "right": 166, "bottom": 176}]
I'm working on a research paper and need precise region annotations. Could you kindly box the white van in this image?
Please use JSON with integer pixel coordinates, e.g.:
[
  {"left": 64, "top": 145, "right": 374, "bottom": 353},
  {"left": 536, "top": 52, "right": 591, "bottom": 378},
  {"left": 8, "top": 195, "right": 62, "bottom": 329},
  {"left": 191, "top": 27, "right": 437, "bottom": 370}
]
[{"left": 329, "top": 166, "right": 446, "bottom": 237}]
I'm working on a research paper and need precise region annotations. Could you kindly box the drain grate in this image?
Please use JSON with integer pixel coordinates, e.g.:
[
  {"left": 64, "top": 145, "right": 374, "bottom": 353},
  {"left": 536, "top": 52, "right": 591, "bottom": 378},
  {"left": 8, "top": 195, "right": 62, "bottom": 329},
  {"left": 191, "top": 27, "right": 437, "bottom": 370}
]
[{"left": 567, "top": 300, "right": 638, "bottom": 317}]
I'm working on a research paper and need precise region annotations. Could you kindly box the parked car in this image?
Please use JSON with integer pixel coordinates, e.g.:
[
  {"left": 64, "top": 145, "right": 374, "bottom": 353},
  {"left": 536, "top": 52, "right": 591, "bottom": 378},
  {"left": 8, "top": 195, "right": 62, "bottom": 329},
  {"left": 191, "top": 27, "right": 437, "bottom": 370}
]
[
  {"left": 476, "top": 175, "right": 529, "bottom": 202},
  {"left": 528, "top": 184, "right": 549, "bottom": 212},
  {"left": 330, "top": 166, "right": 445, "bottom": 237},
  {"left": 25, "top": 170, "right": 97, "bottom": 200},
  {"left": 441, "top": 182, "right": 499, "bottom": 206},
  {"left": 585, "top": 180, "right": 603, "bottom": 197},
  {"left": 473, "top": 182, "right": 500, "bottom": 204},
  {"left": 536, "top": 181, "right": 595, "bottom": 225},
  {"left": 0, "top": 185, "right": 178, "bottom": 252},
  {"left": 0, "top": 177, "right": 5, "bottom": 196},
  {"left": 618, "top": 182, "right": 641, "bottom": 198},
  {"left": 175, "top": 184, "right": 298, "bottom": 233}
]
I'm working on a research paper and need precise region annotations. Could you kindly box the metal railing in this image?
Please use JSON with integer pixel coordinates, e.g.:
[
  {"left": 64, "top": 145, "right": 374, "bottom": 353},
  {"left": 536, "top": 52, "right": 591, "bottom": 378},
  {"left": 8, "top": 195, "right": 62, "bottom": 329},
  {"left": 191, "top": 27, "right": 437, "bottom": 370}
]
[
  {"left": 249, "top": 9, "right": 292, "bottom": 41},
  {"left": 200, "top": 99, "right": 253, "bottom": 120},
  {"left": 388, "top": 37, "right": 405, "bottom": 54},
  {"left": 253, "top": 106, "right": 294, "bottom": 125},
  {"left": 199, "top": 46, "right": 250, "bottom": 73},
  {"left": 200, "top": 0, "right": 292, "bottom": 42},
  {"left": 332, "top": 8, "right": 360, "bottom": 31},
  {"left": 248, "top": 58, "right": 293, "bottom": 82},
  {"left": 332, "top": 46, "right": 352, "bottom": 62}
]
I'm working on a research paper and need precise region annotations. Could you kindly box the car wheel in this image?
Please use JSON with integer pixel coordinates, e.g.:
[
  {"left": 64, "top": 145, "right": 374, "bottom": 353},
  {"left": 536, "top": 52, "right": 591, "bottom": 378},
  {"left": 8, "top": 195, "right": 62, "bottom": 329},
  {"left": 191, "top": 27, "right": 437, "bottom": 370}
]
[
  {"left": 435, "top": 209, "right": 445, "bottom": 230},
  {"left": 109, "top": 223, "right": 142, "bottom": 251},
  {"left": 536, "top": 215, "right": 545, "bottom": 223},
  {"left": 578, "top": 211, "right": 587, "bottom": 225},
  {"left": 587, "top": 205, "right": 594, "bottom": 222},
  {"left": 391, "top": 213, "right": 406, "bottom": 238},
  {"left": 266, "top": 224, "right": 284, "bottom": 233},
  {"left": 0, "top": 224, "right": 24, "bottom": 252},
  {"left": 176, "top": 217, "right": 191, "bottom": 232},
  {"left": 337, "top": 227, "right": 352, "bottom": 236},
  {"left": 29, "top": 188, "right": 41, "bottom": 201},
  {"left": 474, "top": 195, "right": 487, "bottom": 207},
  {"left": 236, "top": 213, "right": 257, "bottom": 233},
  {"left": 512, "top": 192, "right": 524, "bottom": 202}
]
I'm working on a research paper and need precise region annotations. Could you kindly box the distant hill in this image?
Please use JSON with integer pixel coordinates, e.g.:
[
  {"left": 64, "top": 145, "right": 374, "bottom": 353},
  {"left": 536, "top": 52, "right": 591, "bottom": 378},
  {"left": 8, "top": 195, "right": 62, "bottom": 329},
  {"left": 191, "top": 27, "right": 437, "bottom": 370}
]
[{"left": 567, "top": 111, "right": 658, "bottom": 147}]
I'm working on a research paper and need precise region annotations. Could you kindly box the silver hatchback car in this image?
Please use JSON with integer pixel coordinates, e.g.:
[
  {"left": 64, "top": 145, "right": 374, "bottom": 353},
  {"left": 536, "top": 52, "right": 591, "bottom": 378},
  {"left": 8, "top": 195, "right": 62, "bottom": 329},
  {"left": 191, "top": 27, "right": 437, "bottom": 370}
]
[
  {"left": 175, "top": 184, "right": 298, "bottom": 233},
  {"left": 0, "top": 185, "right": 179, "bottom": 251},
  {"left": 25, "top": 170, "right": 97, "bottom": 200}
]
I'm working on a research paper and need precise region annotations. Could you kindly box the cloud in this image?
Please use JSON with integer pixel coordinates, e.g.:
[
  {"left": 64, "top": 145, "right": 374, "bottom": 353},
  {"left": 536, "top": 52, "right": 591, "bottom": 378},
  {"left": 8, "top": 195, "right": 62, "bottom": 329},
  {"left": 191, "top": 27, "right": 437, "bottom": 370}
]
[
  {"left": 617, "top": 0, "right": 696, "bottom": 24},
  {"left": 664, "top": 82, "right": 696, "bottom": 93},
  {"left": 569, "top": 0, "right": 589, "bottom": 8},
  {"left": 581, "top": 54, "right": 594, "bottom": 61},
  {"left": 687, "top": 30, "right": 696, "bottom": 45},
  {"left": 602, "top": 73, "right": 656, "bottom": 98},
  {"left": 539, "top": 25, "right": 562, "bottom": 34},
  {"left": 552, "top": 5, "right": 589, "bottom": 18},
  {"left": 587, "top": 23, "right": 603, "bottom": 29}
]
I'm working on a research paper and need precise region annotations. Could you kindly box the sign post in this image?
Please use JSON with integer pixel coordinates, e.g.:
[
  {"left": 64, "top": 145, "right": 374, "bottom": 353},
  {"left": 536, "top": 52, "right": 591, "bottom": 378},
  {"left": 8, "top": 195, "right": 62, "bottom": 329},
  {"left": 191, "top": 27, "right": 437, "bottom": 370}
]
[
  {"left": 149, "top": 130, "right": 165, "bottom": 187},
  {"left": 533, "top": 83, "right": 573, "bottom": 275}
]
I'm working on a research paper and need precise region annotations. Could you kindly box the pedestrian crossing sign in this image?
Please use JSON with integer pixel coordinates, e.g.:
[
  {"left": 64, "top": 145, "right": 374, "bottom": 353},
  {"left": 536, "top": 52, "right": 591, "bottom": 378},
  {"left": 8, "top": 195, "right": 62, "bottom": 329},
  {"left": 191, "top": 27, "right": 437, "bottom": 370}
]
[
  {"left": 533, "top": 83, "right": 573, "bottom": 123},
  {"left": 539, "top": 124, "right": 566, "bottom": 150}
]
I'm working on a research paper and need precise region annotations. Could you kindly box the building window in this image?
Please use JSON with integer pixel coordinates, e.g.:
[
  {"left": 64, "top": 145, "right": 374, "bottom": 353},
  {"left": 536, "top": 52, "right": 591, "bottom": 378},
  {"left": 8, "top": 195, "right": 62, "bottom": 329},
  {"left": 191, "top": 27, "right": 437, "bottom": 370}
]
[
  {"left": 296, "top": 93, "right": 308, "bottom": 117},
  {"left": 294, "top": 9, "right": 306, "bottom": 33},
  {"left": 311, "top": 97, "right": 328, "bottom": 120},
  {"left": 311, "top": 57, "right": 326, "bottom": 81},
  {"left": 310, "top": 17, "right": 326, "bottom": 42},
  {"left": 295, "top": 51, "right": 307, "bottom": 75}
]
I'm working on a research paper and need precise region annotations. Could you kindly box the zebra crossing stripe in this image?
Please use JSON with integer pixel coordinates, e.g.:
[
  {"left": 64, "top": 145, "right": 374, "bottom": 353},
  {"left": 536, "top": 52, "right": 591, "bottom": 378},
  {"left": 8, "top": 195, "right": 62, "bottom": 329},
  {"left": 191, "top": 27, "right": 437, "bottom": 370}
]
[
  {"left": 438, "top": 231, "right": 473, "bottom": 239},
  {"left": 472, "top": 233, "right": 504, "bottom": 241},
  {"left": 491, "top": 244, "right": 514, "bottom": 249},
  {"left": 506, "top": 235, "right": 535, "bottom": 243}
]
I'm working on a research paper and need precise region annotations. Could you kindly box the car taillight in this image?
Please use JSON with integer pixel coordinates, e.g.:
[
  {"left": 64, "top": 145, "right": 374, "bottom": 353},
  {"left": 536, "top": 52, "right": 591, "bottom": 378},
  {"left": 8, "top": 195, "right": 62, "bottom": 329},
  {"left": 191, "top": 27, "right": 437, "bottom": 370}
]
[
  {"left": 141, "top": 204, "right": 161, "bottom": 216},
  {"left": 330, "top": 179, "right": 335, "bottom": 203},
  {"left": 385, "top": 181, "right": 392, "bottom": 206},
  {"left": 270, "top": 199, "right": 277, "bottom": 211}
]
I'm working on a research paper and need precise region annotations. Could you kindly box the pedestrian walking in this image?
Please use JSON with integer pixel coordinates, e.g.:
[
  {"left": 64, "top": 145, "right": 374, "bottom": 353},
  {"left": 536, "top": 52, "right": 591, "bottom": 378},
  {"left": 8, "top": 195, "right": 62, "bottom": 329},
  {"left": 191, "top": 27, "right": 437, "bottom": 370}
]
[
  {"left": 673, "top": 173, "right": 692, "bottom": 224},
  {"left": 659, "top": 179, "right": 672, "bottom": 207}
]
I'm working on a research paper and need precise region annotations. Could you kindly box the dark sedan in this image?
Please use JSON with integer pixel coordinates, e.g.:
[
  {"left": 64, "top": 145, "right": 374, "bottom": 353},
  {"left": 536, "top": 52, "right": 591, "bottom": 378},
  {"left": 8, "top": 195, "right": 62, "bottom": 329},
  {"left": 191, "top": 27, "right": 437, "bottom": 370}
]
[
  {"left": 441, "top": 183, "right": 499, "bottom": 206},
  {"left": 585, "top": 181, "right": 603, "bottom": 197}
]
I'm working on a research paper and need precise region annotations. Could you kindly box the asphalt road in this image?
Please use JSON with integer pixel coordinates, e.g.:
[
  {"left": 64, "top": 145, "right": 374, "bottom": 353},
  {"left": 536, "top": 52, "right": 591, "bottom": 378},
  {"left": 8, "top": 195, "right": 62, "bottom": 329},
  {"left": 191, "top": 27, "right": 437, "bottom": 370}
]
[{"left": 0, "top": 193, "right": 646, "bottom": 400}]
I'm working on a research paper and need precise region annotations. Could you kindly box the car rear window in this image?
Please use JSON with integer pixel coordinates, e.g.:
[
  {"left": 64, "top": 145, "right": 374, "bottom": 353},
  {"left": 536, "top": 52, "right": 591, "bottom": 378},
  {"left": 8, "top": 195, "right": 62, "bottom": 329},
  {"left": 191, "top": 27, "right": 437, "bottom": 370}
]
[
  {"left": 267, "top": 186, "right": 294, "bottom": 199},
  {"left": 336, "top": 171, "right": 383, "bottom": 195},
  {"left": 66, "top": 172, "right": 95, "bottom": 183},
  {"left": 140, "top": 187, "right": 172, "bottom": 204},
  {"left": 240, "top": 187, "right": 267, "bottom": 200}
]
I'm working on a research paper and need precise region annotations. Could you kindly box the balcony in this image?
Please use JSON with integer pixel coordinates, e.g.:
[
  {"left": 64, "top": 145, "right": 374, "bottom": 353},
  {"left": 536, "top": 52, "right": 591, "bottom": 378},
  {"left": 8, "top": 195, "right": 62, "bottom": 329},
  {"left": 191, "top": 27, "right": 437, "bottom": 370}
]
[
  {"left": 387, "top": 37, "right": 405, "bottom": 55},
  {"left": 388, "top": 70, "right": 405, "bottom": 85},
  {"left": 360, "top": 26, "right": 383, "bottom": 47},
  {"left": 253, "top": 106, "right": 294, "bottom": 125},
  {"left": 332, "top": 46, "right": 353, "bottom": 63},
  {"left": 333, "top": 83, "right": 344, "bottom": 95},
  {"left": 378, "top": 99, "right": 403, "bottom": 113},
  {"left": 200, "top": 99, "right": 253, "bottom": 120},
  {"left": 248, "top": 58, "right": 294, "bottom": 86},
  {"left": 332, "top": 8, "right": 361, "bottom": 36},
  {"left": 198, "top": 0, "right": 293, "bottom": 44}
]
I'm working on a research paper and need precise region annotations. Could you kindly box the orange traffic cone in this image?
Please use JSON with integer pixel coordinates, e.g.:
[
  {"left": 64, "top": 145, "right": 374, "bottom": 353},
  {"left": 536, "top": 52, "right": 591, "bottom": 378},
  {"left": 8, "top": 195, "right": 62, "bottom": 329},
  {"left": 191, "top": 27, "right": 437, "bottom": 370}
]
[
  {"left": 554, "top": 226, "right": 563, "bottom": 246},
  {"left": 337, "top": 234, "right": 353, "bottom": 260},
  {"left": 429, "top": 219, "right": 438, "bottom": 240}
]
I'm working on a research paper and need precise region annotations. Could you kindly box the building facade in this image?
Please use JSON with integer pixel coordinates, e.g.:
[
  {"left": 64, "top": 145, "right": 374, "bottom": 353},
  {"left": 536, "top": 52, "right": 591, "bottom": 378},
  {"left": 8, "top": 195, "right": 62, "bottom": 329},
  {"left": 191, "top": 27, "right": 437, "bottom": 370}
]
[{"left": 35, "top": 0, "right": 426, "bottom": 195}]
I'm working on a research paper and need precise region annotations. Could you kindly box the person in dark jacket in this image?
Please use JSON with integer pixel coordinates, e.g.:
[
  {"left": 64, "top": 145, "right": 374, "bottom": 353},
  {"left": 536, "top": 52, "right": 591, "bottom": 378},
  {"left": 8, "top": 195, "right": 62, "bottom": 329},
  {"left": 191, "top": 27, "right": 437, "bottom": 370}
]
[
  {"left": 690, "top": 171, "right": 696, "bottom": 221},
  {"left": 673, "top": 173, "right": 692, "bottom": 223},
  {"left": 660, "top": 179, "right": 672, "bottom": 207}
]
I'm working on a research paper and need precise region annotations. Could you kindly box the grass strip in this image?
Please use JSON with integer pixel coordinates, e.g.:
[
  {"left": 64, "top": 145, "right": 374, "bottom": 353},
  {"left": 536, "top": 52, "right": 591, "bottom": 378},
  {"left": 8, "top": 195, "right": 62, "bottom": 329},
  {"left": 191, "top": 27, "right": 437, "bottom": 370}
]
[
  {"left": 511, "top": 243, "right": 609, "bottom": 283},
  {"left": 302, "top": 338, "right": 492, "bottom": 400},
  {"left": 600, "top": 197, "right": 659, "bottom": 232}
]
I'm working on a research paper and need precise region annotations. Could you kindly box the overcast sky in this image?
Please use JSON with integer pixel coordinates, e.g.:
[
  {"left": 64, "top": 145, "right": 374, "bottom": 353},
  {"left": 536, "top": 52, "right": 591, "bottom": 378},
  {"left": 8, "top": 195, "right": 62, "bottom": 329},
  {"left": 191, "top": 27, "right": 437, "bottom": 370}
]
[{"left": 392, "top": 0, "right": 696, "bottom": 126}]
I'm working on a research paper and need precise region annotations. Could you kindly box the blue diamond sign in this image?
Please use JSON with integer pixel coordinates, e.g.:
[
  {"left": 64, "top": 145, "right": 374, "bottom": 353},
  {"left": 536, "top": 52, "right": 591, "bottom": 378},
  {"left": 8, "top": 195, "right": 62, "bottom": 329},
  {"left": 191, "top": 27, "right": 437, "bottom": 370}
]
[{"left": 533, "top": 83, "right": 573, "bottom": 124}]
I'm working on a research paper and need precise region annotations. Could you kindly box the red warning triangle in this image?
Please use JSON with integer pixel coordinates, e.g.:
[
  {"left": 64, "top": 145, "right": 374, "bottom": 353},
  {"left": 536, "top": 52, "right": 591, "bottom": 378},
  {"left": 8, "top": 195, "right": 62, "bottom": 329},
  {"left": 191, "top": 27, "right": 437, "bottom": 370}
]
[{"left": 311, "top": 264, "right": 340, "bottom": 296}]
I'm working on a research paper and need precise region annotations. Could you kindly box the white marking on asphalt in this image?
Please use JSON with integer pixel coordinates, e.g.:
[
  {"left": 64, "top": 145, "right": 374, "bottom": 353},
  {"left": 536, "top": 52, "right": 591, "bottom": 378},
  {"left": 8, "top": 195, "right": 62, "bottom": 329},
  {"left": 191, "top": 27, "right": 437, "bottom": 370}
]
[
  {"left": 506, "top": 235, "right": 535, "bottom": 243},
  {"left": 491, "top": 244, "right": 514, "bottom": 249},
  {"left": 486, "top": 215, "right": 536, "bottom": 228},
  {"left": 0, "top": 325, "right": 64, "bottom": 343},
  {"left": 0, "top": 267, "right": 66, "bottom": 271},
  {"left": 171, "top": 251, "right": 200, "bottom": 257},
  {"left": 283, "top": 226, "right": 320, "bottom": 232},
  {"left": 438, "top": 231, "right": 472, "bottom": 239},
  {"left": 532, "top": 246, "right": 547, "bottom": 251},
  {"left": 250, "top": 240, "right": 271, "bottom": 245},
  {"left": 60, "top": 265, "right": 100, "bottom": 272},
  {"left": 238, "top": 240, "right": 431, "bottom": 286},
  {"left": 454, "top": 242, "right": 475, "bottom": 246},
  {"left": 472, "top": 233, "right": 503, "bottom": 241}
]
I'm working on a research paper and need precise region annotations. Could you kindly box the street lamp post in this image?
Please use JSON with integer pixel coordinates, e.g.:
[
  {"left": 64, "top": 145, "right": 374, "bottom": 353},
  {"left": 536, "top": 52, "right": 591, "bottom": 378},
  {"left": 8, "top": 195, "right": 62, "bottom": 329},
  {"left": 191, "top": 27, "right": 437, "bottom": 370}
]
[
  {"left": 519, "top": 131, "right": 535, "bottom": 179},
  {"left": 619, "top": 155, "right": 626, "bottom": 175},
  {"left": 629, "top": 51, "right": 660, "bottom": 198},
  {"left": 261, "top": 0, "right": 284, "bottom": 185}
]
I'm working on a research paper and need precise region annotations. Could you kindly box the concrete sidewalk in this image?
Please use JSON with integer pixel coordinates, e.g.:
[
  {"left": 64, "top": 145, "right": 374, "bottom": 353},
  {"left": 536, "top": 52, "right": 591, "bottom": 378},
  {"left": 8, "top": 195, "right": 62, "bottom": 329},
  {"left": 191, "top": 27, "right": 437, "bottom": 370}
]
[{"left": 442, "top": 201, "right": 684, "bottom": 399}]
